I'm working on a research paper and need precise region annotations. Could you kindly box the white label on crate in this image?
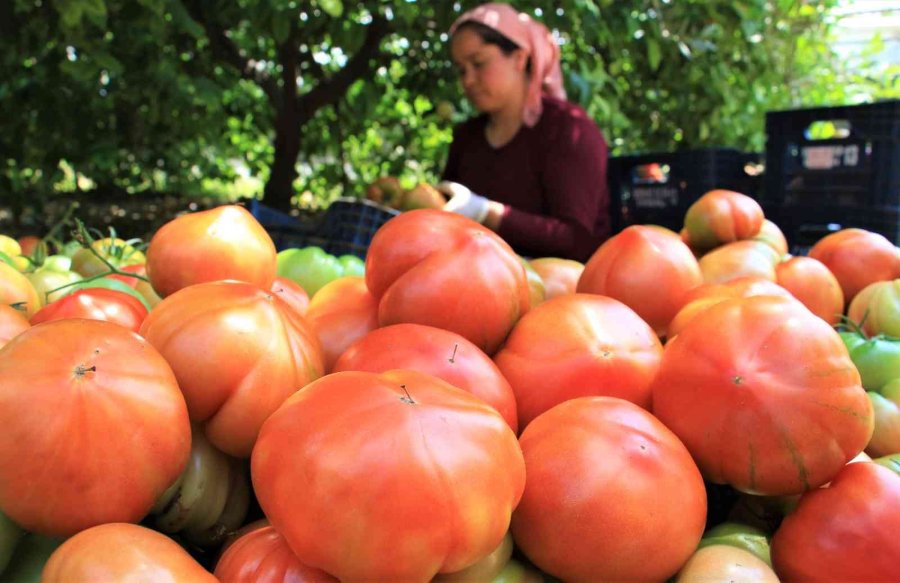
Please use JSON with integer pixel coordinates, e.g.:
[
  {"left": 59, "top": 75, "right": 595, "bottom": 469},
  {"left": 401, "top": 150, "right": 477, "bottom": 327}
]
[
  {"left": 802, "top": 144, "right": 860, "bottom": 170},
  {"left": 633, "top": 186, "right": 679, "bottom": 208}
]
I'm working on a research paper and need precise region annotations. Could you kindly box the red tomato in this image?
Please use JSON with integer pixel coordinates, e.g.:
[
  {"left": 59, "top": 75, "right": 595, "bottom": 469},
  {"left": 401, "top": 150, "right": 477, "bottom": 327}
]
[
  {"left": 42, "top": 523, "right": 216, "bottom": 582},
  {"left": 30, "top": 288, "right": 148, "bottom": 332},
  {"left": 304, "top": 276, "right": 379, "bottom": 373},
  {"left": 0, "top": 262, "right": 40, "bottom": 317},
  {"left": 667, "top": 276, "right": 794, "bottom": 338},
  {"left": 576, "top": 225, "right": 702, "bottom": 336},
  {"left": 771, "top": 462, "right": 900, "bottom": 581},
  {"left": 511, "top": 397, "right": 707, "bottom": 582},
  {"left": 270, "top": 275, "right": 310, "bottom": 316},
  {"left": 0, "top": 319, "right": 191, "bottom": 537},
  {"left": 0, "top": 304, "right": 30, "bottom": 349},
  {"left": 493, "top": 294, "right": 663, "bottom": 430},
  {"left": 333, "top": 323, "right": 518, "bottom": 432},
  {"left": 146, "top": 205, "right": 277, "bottom": 298},
  {"left": 140, "top": 280, "right": 324, "bottom": 458},
  {"left": 652, "top": 295, "right": 873, "bottom": 496},
  {"left": 847, "top": 279, "right": 900, "bottom": 338},
  {"left": 251, "top": 369, "right": 525, "bottom": 581},
  {"left": 808, "top": 228, "right": 900, "bottom": 304},
  {"left": 215, "top": 523, "right": 337, "bottom": 583},
  {"left": 528, "top": 257, "right": 584, "bottom": 300},
  {"left": 698, "top": 240, "right": 780, "bottom": 284},
  {"left": 774, "top": 255, "right": 844, "bottom": 325},
  {"left": 16, "top": 235, "right": 41, "bottom": 257},
  {"left": 683, "top": 189, "right": 765, "bottom": 252},
  {"left": 365, "top": 210, "right": 530, "bottom": 355}
]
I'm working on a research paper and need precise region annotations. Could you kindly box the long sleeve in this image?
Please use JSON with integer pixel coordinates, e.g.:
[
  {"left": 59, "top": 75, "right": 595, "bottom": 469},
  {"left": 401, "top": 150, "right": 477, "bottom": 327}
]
[{"left": 498, "top": 113, "right": 610, "bottom": 261}]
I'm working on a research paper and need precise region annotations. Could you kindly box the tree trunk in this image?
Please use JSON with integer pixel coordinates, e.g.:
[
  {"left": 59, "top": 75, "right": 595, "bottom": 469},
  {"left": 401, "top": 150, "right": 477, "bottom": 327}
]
[{"left": 264, "top": 110, "right": 300, "bottom": 212}]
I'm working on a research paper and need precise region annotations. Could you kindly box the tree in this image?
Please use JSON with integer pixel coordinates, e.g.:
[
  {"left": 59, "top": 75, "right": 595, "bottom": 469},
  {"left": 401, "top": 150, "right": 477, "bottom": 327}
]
[{"left": 1, "top": 0, "right": 896, "bottom": 212}]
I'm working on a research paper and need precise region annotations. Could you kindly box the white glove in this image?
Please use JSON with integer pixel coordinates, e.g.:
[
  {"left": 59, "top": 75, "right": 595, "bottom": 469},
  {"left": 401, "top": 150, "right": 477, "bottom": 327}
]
[{"left": 437, "top": 181, "right": 490, "bottom": 224}]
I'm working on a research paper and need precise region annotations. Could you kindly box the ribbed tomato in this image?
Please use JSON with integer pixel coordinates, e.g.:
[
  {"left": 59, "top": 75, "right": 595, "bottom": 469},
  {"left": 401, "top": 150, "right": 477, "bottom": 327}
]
[
  {"left": 652, "top": 295, "right": 873, "bottom": 495},
  {"left": 494, "top": 294, "right": 663, "bottom": 430},
  {"left": 365, "top": 210, "right": 530, "bottom": 355},
  {"left": 251, "top": 369, "right": 525, "bottom": 581},
  {"left": 808, "top": 228, "right": 899, "bottom": 304},
  {"left": 146, "top": 205, "right": 277, "bottom": 298},
  {"left": 333, "top": 323, "right": 518, "bottom": 432},
  {"left": 771, "top": 462, "right": 900, "bottom": 581},
  {"left": 683, "top": 189, "right": 764, "bottom": 252},
  {"left": 576, "top": 225, "right": 702, "bottom": 336},
  {"left": 140, "top": 280, "right": 323, "bottom": 457},
  {"left": 215, "top": 523, "right": 337, "bottom": 582},
  {"left": 511, "top": 397, "right": 707, "bottom": 582},
  {"left": 0, "top": 319, "right": 191, "bottom": 537}
]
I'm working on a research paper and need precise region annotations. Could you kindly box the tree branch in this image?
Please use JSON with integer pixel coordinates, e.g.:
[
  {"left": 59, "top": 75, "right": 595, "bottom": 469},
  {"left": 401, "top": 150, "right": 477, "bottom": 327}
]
[
  {"left": 181, "top": 0, "right": 280, "bottom": 109},
  {"left": 297, "top": 15, "right": 392, "bottom": 124}
]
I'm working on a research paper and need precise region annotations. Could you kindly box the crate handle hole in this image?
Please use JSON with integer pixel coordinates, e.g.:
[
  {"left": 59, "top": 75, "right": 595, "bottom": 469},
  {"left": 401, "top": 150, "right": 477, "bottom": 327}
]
[{"left": 804, "top": 120, "right": 851, "bottom": 140}]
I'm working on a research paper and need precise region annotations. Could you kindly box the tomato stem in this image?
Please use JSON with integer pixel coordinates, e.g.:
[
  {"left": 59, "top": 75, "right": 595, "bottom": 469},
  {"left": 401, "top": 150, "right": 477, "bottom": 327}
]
[{"left": 399, "top": 384, "right": 416, "bottom": 405}]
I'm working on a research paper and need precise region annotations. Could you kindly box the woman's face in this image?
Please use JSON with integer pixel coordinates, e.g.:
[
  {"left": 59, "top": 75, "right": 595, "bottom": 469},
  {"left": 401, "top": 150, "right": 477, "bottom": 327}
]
[{"left": 450, "top": 27, "right": 527, "bottom": 115}]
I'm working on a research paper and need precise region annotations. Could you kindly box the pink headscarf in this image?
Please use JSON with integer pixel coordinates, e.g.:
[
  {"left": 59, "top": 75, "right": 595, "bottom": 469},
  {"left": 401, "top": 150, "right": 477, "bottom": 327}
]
[{"left": 450, "top": 3, "right": 566, "bottom": 127}]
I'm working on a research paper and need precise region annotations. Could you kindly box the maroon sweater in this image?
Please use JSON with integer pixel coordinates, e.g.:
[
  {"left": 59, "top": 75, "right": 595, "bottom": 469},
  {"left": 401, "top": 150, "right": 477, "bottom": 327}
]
[{"left": 442, "top": 97, "right": 610, "bottom": 261}]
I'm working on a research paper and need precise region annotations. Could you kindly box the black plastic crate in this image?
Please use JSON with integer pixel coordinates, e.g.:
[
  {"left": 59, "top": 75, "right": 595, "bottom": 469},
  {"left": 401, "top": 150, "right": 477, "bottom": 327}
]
[
  {"left": 764, "top": 203, "right": 900, "bottom": 255},
  {"left": 763, "top": 100, "right": 900, "bottom": 209},
  {"left": 247, "top": 198, "right": 399, "bottom": 258},
  {"left": 608, "top": 148, "right": 762, "bottom": 233}
]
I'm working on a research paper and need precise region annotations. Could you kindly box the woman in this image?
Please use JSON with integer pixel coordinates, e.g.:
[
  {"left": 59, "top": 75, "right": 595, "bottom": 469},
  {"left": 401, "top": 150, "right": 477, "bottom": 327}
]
[{"left": 439, "top": 3, "right": 610, "bottom": 262}]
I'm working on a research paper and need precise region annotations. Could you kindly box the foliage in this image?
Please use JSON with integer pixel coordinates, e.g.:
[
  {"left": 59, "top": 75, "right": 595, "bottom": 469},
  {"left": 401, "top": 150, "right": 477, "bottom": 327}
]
[{"left": 0, "top": 0, "right": 896, "bottom": 211}]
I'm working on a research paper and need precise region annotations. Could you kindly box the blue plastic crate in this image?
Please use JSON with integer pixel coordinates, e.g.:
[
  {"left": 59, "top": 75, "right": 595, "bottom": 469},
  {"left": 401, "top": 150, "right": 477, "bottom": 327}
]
[{"left": 246, "top": 197, "right": 399, "bottom": 257}]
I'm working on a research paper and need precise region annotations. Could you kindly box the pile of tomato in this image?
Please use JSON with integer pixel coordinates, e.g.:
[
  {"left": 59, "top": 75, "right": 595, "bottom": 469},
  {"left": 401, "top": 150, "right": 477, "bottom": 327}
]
[{"left": 0, "top": 192, "right": 898, "bottom": 582}]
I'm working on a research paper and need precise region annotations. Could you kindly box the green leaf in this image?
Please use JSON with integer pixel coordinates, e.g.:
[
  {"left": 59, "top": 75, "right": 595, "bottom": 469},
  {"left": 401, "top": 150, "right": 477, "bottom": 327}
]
[
  {"left": 316, "top": 0, "right": 343, "bottom": 18},
  {"left": 647, "top": 37, "right": 662, "bottom": 72}
]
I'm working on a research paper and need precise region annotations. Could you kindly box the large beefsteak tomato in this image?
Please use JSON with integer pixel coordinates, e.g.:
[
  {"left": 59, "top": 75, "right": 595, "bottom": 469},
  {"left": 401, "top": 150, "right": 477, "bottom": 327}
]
[
  {"left": 365, "top": 210, "right": 530, "bottom": 355},
  {"left": 511, "top": 397, "right": 707, "bottom": 582},
  {"left": 494, "top": 294, "right": 663, "bottom": 430},
  {"left": 333, "top": 323, "right": 518, "bottom": 432},
  {"left": 0, "top": 319, "right": 191, "bottom": 537},
  {"left": 652, "top": 295, "right": 873, "bottom": 496},
  {"left": 808, "top": 227, "right": 899, "bottom": 304},
  {"left": 140, "top": 280, "right": 324, "bottom": 457},
  {"left": 770, "top": 462, "right": 900, "bottom": 581},
  {"left": 576, "top": 225, "right": 702, "bottom": 336},
  {"left": 251, "top": 369, "right": 525, "bottom": 581},
  {"left": 146, "top": 204, "right": 277, "bottom": 298}
]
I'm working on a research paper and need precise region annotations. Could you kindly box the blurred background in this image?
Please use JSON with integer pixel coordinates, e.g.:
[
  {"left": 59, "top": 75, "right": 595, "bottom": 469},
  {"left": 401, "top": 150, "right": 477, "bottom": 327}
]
[{"left": 1, "top": 0, "right": 897, "bottom": 227}]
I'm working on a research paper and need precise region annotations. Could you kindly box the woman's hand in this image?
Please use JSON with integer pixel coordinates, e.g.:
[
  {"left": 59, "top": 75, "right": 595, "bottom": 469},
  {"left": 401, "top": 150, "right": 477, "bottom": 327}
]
[{"left": 437, "top": 181, "right": 490, "bottom": 223}]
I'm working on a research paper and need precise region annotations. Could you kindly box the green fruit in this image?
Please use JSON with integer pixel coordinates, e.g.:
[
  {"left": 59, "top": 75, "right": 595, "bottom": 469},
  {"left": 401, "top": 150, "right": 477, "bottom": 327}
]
[
  {"left": 872, "top": 452, "right": 900, "bottom": 475},
  {"left": 848, "top": 336, "right": 900, "bottom": 391},
  {"left": 0, "top": 510, "right": 23, "bottom": 575},
  {"left": 337, "top": 255, "right": 365, "bottom": 278},
  {"left": 698, "top": 521, "right": 772, "bottom": 567},
  {"left": 277, "top": 246, "right": 344, "bottom": 297},
  {"left": 1, "top": 533, "right": 63, "bottom": 583}
]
